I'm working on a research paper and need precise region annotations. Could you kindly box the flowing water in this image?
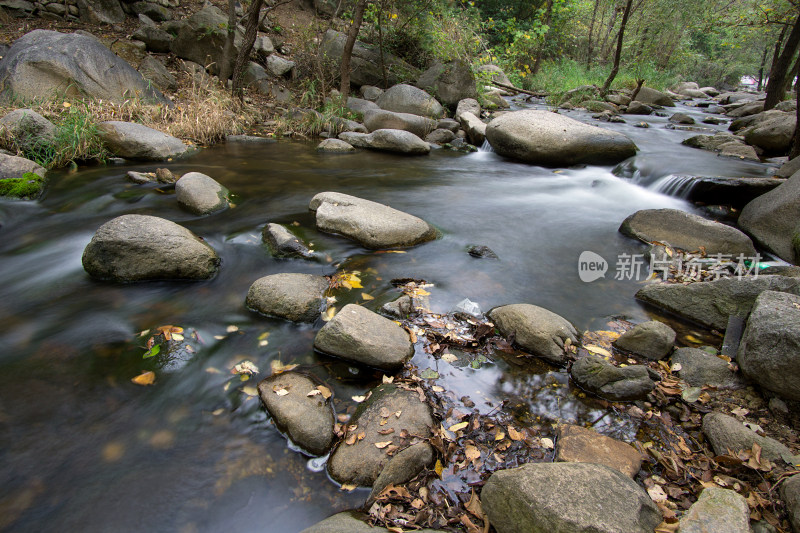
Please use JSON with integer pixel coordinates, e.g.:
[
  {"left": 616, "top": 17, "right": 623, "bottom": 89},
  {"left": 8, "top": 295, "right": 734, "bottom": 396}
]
[{"left": 0, "top": 99, "right": 778, "bottom": 532}]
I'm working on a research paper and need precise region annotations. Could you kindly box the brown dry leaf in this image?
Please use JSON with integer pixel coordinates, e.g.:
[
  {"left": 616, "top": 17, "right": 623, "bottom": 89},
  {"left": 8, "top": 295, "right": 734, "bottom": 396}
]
[
  {"left": 131, "top": 371, "right": 156, "bottom": 386},
  {"left": 378, "top": 428, "right": 395, "bottom": 435},
  {"left": 352, "top": 395, "right": 366, "bottom": 403},
  {"left": 345, "top": 434, "right": 357, "bottom": 446},
  {"left": 380, "top": 407, "right": 392, "bottom": 418},
  {"left": 321, "top": 306, "right": 337, "bottom": 322},
  {"left": 465, "top": 444, "right": 481, "bottom": 462},
  {"left": 508, "top": 426, "right": 525, "bottom": 441},
  {"left": 411, "top": 498, "right": 424, "bottom": 509},
  {"left": 270, "top": 360, "right": 298, "bottom": 375},
  {"left": 382, "top": 375, "right": 394, "bottom": 384},
  {"left": 316, "top": 385, "right": 332, "bottom": 399},
  {"left": 340, "top": 483, "right": 357, "bottom": 492},
  {"left": 394, "top": 410, "right": 402, "bottom": 418},
  {"left": 374, "top": 441, "right": 393, "bottom": 449},
  {"left": 648, "top": 485, "right": 668, "bottom": 503},
  {"left": 380, "top": 419, "right": 388, "bottom": 426},
  {"left": 655, "top": 520, "right": 680, "bottom": 533},
  {"left": 307, "top": 389, "right": 321, "bottom": 397},
  {"left": 465, "top": 488, "right": 484, "bottom": 520},
  {"left": 357, "top": 432, "right": 366, "bottom": 441},
  {"left": 434, "top": 459, "right": 443, "bottom": 477},
  {"left": 459, "top": 513, "right": 481, "bottom": 533}
]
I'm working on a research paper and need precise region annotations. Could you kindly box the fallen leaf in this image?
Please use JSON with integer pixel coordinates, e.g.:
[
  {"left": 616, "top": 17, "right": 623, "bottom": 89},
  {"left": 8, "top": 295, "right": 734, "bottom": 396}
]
[
  {"left": 465, "top": 444, "right": 480, "bottom": 462},
  {"left": 382, "top": 375, "right": 394, "bottom": 384},
  {"left": 321, "top": 307, "right": 337, "bottom": 322},
  {"left": 352, "top": 395, "right": 366, "bottom": 403},
  {"left": 420, "top": 368, "right": 439, "bottom": 379},
  {"left": 226, "top": 325, "right": 239, "bottom": 333},
  {"left": 233, "top": 360, "right": 259, "bottom": 375},
  {"left": 274, "top": 388, "right": 290, "bottom": 396},
  {"left": 316, "top": 385, "right": 332, "bottom": 399},
  {"left": 143, "top": 344, "right": 161, "bottom": 359},
  {"left": 340, "top": 483, "right": 356, "bottom": 492},
  {"left": 495, "top": 430, "right": 506, "bottom": 441},
  {"left": 434, "top": 459, "right": 443, "bottom": 476},
  {"left": 465, "top": 488, "right": 484, "bottom": 520},
  {"left": 648, "top": 485, "right": 668, "bottom": 503},
  {"left": 242, "top": 386, "right": 258, "bottom": 396},
  {"left": 442, "top": 353, "right": 458, "bottom": 363},
  {"left": 131, "top": 371, "right": 155, "bottom": 386},
  {"left": 541, "top": 437, "right": 554, "bottom": 449},
  {"left": 378, "top": 428, "right": 395, "bottom": 435},
  {"left": 508, "top": 426, "right": 525, "bottom": 441},
  {"left": 375, "top": 441, "right": 393, "bottom": 449},
  {"left": 270, "top": 360, "right": 298, "bottom": 374},
  {"left": 584, "top": 344, "right": 612, "bottom": 357},
  {"left": 345, "top": 434, "right": 357, "bottom": 445},
  {"left": 432, "top": 385, "right": 444, "bottom": 392},
  {"left": 307, "top": 390, "right": 321, "bottom": 397},
  {"left": 361, "top": 293, "right": 374, "bottom": 300},
  {"left": 449, "top": 421, "right": 469, "bottom": 432}
]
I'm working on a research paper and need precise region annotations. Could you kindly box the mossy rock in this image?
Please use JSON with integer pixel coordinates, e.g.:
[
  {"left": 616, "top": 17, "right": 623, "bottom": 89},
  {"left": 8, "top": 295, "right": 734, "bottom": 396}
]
[{"left": 0, "top": 172, "right": 46, "bottom": 200}]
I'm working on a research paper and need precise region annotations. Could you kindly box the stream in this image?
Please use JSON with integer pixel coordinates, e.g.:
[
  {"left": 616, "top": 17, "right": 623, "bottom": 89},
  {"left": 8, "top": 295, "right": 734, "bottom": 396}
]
[{"left": 0, "top": 98, "right": 778, "bottom": 532}]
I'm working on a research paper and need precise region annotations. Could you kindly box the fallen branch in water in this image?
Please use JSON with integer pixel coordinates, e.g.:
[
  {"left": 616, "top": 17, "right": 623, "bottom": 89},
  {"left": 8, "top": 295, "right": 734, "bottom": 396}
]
[{"left": 489, "top": 81, "right": 548, "bottom": 97}]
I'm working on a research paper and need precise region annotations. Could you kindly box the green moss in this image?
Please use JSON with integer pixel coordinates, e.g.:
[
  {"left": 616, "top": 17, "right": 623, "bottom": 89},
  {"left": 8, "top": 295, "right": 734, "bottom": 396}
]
[{"left": 0, "top": 171, "right": 46, "bottom": 200}]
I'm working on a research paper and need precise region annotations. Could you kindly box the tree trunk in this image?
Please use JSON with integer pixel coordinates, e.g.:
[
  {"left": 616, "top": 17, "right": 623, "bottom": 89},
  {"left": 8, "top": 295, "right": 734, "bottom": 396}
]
[
  {"left": 765, "top": 14, "right": 800, "bottom": 111},
  {"left": 630, "top": 78, "right": 644, "bottom": 102},
  {"left": 531, "top": 0, "right": 554, "bottom": 75},
  {"left": 231, "top": 0, "right": 265, "bottom": 101},
  {"left": 599, "top": 4, "right": 621, "bottom": 62},
  {"left": 600, "top": 0, "right": 633, "bottom": 96},
  {"left": 757, "top": 45, "right": 770, "bottom": 91},
  {"left": 340, "top": 0, "right": 369, "bottom": 98},
  {"left": 585, "top": 0, "right": 600, "bottom": 70},
  {"left": 218, "top": 0, "right": 237, "bottom": 81},
  {"left": 781, "top": 54, "right": 800, "bottom": 96},
  {"left": 377, "top": 0, "right": 388, "bottom": 88}
]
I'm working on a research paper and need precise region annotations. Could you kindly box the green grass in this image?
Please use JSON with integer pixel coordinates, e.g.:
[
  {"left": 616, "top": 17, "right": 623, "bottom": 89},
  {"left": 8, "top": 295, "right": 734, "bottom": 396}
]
[
  {"left": 0, "top": 171, "right": 46, "bottom": 199},
  {"left": 22, "top": 106, "right": 108, "bottom": 169}
]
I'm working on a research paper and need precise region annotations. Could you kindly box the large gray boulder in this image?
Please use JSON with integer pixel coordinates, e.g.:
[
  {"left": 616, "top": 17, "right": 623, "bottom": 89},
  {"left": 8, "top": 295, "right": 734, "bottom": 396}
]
[
  {"left": 175, "top": 172, "right": 229, "bottom": 215},
  {"left": 678, "top": 487, "right": 751, "bottom": 533},
  {"left": 682, "top": 132, "right": 743, "bottom": 152},
  {"left": 727, "top": 101, "right": 765, "bottom": 118},
  {"left": 169, "top": 5, "right": 242, "bottom": 77},
  {"left": 702, "top": 412, "right": 796, "bottom": 464},
  {"left": 0, "top": 109, "right": 56, "bottom": 153},
  {"left": 738, "top": 291, "right": 800, "bottom": 400},
  {"left": 346, "top": 96, "right": 380, "bottom": 115},
  {"left": 776, "top": 155, "right": 800, "bottom": 178},
  {"left": 481, "top": 462, "right": 661, "bottom": 533},
  {"left": 338, "top": 129, "right": 430, "bottom": 155},
  {"left": 555, "top": 424, "right": 643, "bottom": 478},
  {"left": 0, "top": 153, "right": 47, "bottom": 199},
  {"left": 613, "top": 320, "right": 675, "bottom": 360},
  {"left": 77, "top": 0, "right": 124, "bottom": 24},
  {"left": 317, "top": 138, "right": 356, "bottom": 153},
  {"left": 619, "top": 208, "right": 756, "bottom": 255},
  {"left": 571, "top": 355, "right": 655, "bottom": 401},
  {"left": 0, "top": 152, "right": 46, "bottom": 180},
  {"left": 488, "top": 304, "right": 578, "bottom": 365},
  {"left": 485, "top": 110, "right": 637, "bottom": 166},
  {"left": 745, "top": 112, "right": 795, "bottom": 153},
  {"left": 739, "top": 170, "right": 800, "bottom": 263},
  {"left": 299, "top": 512, "right": 447, "bottom": 533},
  {"left": 257, "top": 372, "right": 335, "bottom": 456},
  {"left": 455, "top": 98, "right": 481, "bottom": 120},
  {"left": 319, "top": 30, "right": 418, "bottom": 88},
  {"left": 634, "top": 86, "right": 674, "bottom": 106},
  {"left": 97, "top": 121, "right": 187, "bottom": 161},
  {"left": 476, "top": 64, "right": 512, "bottom": 86},
  {"left": 314, "top": 304, "right": 414, "bottom": 370},
  {"left": 82, "top": 215, "right": 220, "bottom": 281},
  {"left": 376, "top": 84, "right": 444, "bottom": 118},
  {"left": 138, "top": 56, "right": 177, "bottom": 93},
  {"left": 310, "top": 191, "right": 435, "bottom": 249},
  {"left": 327, "top": 383, "right": 434, "bottom": 486},
  {"left": 636, "top": 275, "right": 800, "bottom": 331},
  {"left": 133, "top": 21, "right": 174, "bottom": 53},
  {"left": 458, "top": 111, "right": 486, "bottom": 146},
  {"left": 782, "top": 475, "right": 800, "bottom": 533},
  {"left": 0, "top": 30, "right": 170, "bottom": 105},
  {"left": 416, "top": 60, "right": 477, "bottom": 107},
  {"left": 246, "top": 273, "right": 329, "bottom": 323},
  {"left": 362, "top": 109, "right": 437, "bottom": 138},
  {"left": 672, "top": 347, "right": 745, "bottom": 390}
]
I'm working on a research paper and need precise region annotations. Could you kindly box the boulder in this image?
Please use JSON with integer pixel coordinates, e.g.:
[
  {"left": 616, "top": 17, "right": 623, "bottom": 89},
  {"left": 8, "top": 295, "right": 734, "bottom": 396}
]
[
  {"left": 727, "top": 102, "right": 765, "bottom": 118},
  {"left": 571, "top": 355, "right": 655, "bottom": 401},
  {"left": 425, "top": 128, "right": 456, "bottom": 144},
  {"left": 314, "top": 304, "right": 414, "bottom": 370},
  {"left": 346, "top": 96, "right": 380, "bottom": 115},
  {"left": 317, "top": 138, "right": 355, "bottom": 153},
  {"left": 360, "top": 85, "right": 383, "bottom": 101},
  {"left": 257, "top": 372, "right": 335, "bottom": 455},
  {"left": 719, "top": 142, "right": 759, "bottom": 161},
  {"left": 619, "top": 208, "right": 756, "bottom": 255},
  {"left": 0, "top": 152, "right": 46, "bottom": 180},
  {"left": 313, "top": 0, "right": 354, "bottom": 17},
  {"left": 482, "top": 462, "right": 661, "bottom": 533},
  {"left": 319, "top": 30, "right": 418, "bottom": 88},
  {"left": 729, "top": 109, "right": 786, "bottom": 133},
  {"left": 626, "top": 101, "right": 653, "bottom": 115},
  {"left": 133, "top": 22, "right": 174, "bottom": 53},
  {"left": 739, "top": 170, "right": 800, "bottom": 263},
  {"left": 368, "top": 442, "right": 435, "bottom": 500},
  {"left": 476, "top": 64, "right": 512, "bottom": 86},
  {"left": 0, "top": 30, "right": 170, "bottom": 105},
  {"left": 0, "top": 0, "right": 35, "bottom": 17},
  {"left": 129, "top": 1, "right": 171, "bottom": 22},
  {"left": 376, "top": 84, "right": 444, "bottom": 118},
  {"left": 97, "top": 121, "right": 187, "bottom": 161},
  {"left": 738, "top": 291, "right": 800, "bottom": 400},
  {"left": 669, "top": 112, "right": 695, "bottom": 124},
  {"left": 702, "top": 412, "right": 796, "bottom": 464},
  {"left": 782, "top": 475, "right": 800, "bottom": 533},
  {"left": 583, "top": 100, "right": 619, "bottom": 113},
  {"left": 338, "top": 129, "right": 430, "bottom": 155},
  {"left": 607, "top": 93, "right": 631, "bottom": 106},
  {"left": 637, "top": 275, "right": 800, "bottom": 331},
  {"left": 613, "top": 320, "right": 675, "bottom": 360},
  {"left": 488, "top": 304, "right": 578, "bottom": 365},
  {"left": 310, "top": 191, "right": 435, "bottom": 249},
  {"left": 718, "top": 92, "right": 758, "bottom": 105},
  {"left": 776, "top": 155, "right": 800, "bottom": 178},
  {"left": 170, "top": 5, "right": 243, "bottom": 76},
  {"left": 745, "top": 113, "right": 796, "bottom": 153},
  {"left": 0, "top": 109, "right": 56, "bottom": 152},
  {"left": 556, "top": 424, "right": 643, "bottom": 478},
  {"left": 254, "top": 35, "right": 275, "bottom": 59},
  {"left": 82, "top": 214, "right": 219, "bottom": 281},
  {"left": 672, "top": 348, "right": 745, "bottom": 389},
  {"left": 776, "top": 99, "right": 797, "bottom": 112},
  {"left": 175, "top": 172, "right": 229, "bottom": 215},
  {"left": 381, "top": 295, "right": 413, "bottom": 319},
  {"left": 262, "top": 223, "right": 313, "bottom": 258},
  {"left": 634, "top": 86, "right": 674, "bottom": 107},
  {"left": 482, "top": 89, "right": 510, "bottom": 109},
  {"left": 455, "top": 98, "right": 481, "bottom": 120},
  {"left": 110, "top": 39, "right": 147, "bottom": 68},
  {"left": 671, "top": 81, "right": 699, "bottom": 93},
  {"left": 299, "top": 511, "right": 447, "bottom": 533},
  {"left": 77, "top": 0, "right": 124, "bottom": 24},
  {"left": 485, "top": 110, "right": 637, "bottom": 166},
  {"left": 266, "top": 55, "right": 295, "bottom": 77},
  {"left": 246, "top": 273, "right": 328, "bottom": 323},
  {"left": 0, "top": 153, "right": 47, "bottom": 199},
  {"left": 327, "top": 383, "right": 434, "bottom": 486},
  {"left": 678, "top": 487, "right": 751, "bottom": 533},
  {"left": 416, "top": 60, "right": 477, "bottom": 107},
  {"left": 437, "top": 118, "right": 460, "bottom": 132},
  {"left": 682, "top": 132, "right": 746, "bottom": 152},
  {"left": 138, "top": 56, "right": 177, "bottom": 93},
  {"left": 701, "top": 87, "right": 720, "bottom": 97},
  {"left": 458, "top": 111, "right": 486, "bottom": 146},
  {"left": 362, "top": 109, "right": 437, "bottom": 138}
]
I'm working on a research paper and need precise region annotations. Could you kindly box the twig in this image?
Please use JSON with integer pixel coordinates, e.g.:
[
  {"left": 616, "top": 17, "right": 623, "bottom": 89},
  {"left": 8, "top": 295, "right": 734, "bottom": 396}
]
[{"left": 489, "top": 80, "right": 547, "bottom": 97}]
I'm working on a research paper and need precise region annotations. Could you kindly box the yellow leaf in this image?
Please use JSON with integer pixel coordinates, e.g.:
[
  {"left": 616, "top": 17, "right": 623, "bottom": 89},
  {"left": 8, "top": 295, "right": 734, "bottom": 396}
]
[
  {"left": 63, "top": 102, "right": 71, "bottom": 108},
  {"left": 508, "top": 426, "right": 525, "bottom": 441},
  {"left": 685, "top": 334, "right": 703, "bottom": 344},
  {"left": 242, "top": 386, "right": 258, "bottom": 396},
  {"left": 322, "top": 306, "right": 337, "bottom": 322},
  {"left": 442, "top": 353, "right": 458, "bottom": 363},
  {"left": 584, "top": 345, "right": 612, "bottom": 357},
  {"left": 352, "top": 395, "right": 366, "bottom": 402},
  {"left": 375, "top": 441, "right": 393, "bottom": 449},
  {"left": 361, "top": 293, "right": 374, "bottom": 300},
  {"left": 465, "top": 444, "right": 480, "bottom": 461},
  {"left": 434, "top": 459, "right": 443, "bottom": 476},
  {"left": 448, "top": 421, "right": 468, "bottom": 432},
  {"left": 132, "top": 371, "right": 155, "bottom": 386},
  {"left": 316, "top": 385, "right": 332, "bottom": 399},
  {"left": 495, "top": 430, "right": 505, "bottom": 441},
  {"left": 270, "top": 360, "right": 298, "bottom": 374},
  {"left": 340, "top": 483, "right": 357, "bottom": 491},
  {"left": 226, "top": 325, "right": 239, "bottom": 333}
]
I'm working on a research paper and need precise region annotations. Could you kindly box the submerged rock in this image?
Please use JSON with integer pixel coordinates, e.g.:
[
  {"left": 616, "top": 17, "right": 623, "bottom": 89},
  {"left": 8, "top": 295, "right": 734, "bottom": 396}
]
[
  {"left": 738, "top": 290, "right": 800, "bottom": 401},
  {"left": 702, "top": 412, "right": 796, "bottom": 464},
  {"left": 338, "top": 129, "right": 430, "bottom": 155},
  {"left": 314, "top": 304, "right": 414, "bottom": 370},
  {"left": 488, "top": 303, "right": 578, "bottom": 365},
  {"left": 175, "top": 172, "right": 229, "bottom": 215},
  {"left": 556, "top": 424, "right": 643, "bottom": 478},
  {"left": 636, "top": 275, "right": 800, "bottom": 331},
  {"left": 619, "top": 208, "right": 756, "bottom": 256},
  {"left": 309, "top": 191, "right": 436, "bottom": 249},
  {"left": 262, "top": 223, "right": 313, "bottom": 258},
  {"left": 327, "top": 383, "right": 434, "bottom": 486},
  {"left": 672, "top": 347, "right": 745, "bottom": 390},
  {"left": 97, "top": 121, "right": 187, "bottom": 161},
  {"left": 482, "top": 462, "right": 661, "bottom": 533},
  {"left": 613, "top": 320, "right": 675, "bottom": 360},
  {"left": 679, "top": 487, "right": 751, "bottom": 533},
  {"left": 380, "top": 295, "right": 413, "bottom": 318},
  {"left": 246, "top": 273, "right": 328, "bottom": 323},
  {"left": 82, "top": 214, "right": 219, "bottom": 282},
  {"left": 485, "top": 110, "right": 637, "bottom": 166},
  {"left": 257, "top": 372, "right": 335, "bottom": 456},
  {"left": 571, "top": 355, "right": 655, "bottom": 401}
]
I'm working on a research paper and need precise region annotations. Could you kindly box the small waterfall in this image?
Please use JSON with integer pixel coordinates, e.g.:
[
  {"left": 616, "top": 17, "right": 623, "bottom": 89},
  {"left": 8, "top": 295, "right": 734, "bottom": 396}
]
[
  {"left": 649, "top": 175, "right": 697, "bottom": 199},
  {"left": 479, "top": 139, "right": 494, "bottom": 152}
]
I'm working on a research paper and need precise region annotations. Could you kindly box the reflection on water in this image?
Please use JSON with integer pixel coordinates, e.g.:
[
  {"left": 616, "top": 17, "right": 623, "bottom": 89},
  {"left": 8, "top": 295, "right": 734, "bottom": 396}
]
[{"left": 0, "top": 100, "right": 771, "bottom": 531}]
